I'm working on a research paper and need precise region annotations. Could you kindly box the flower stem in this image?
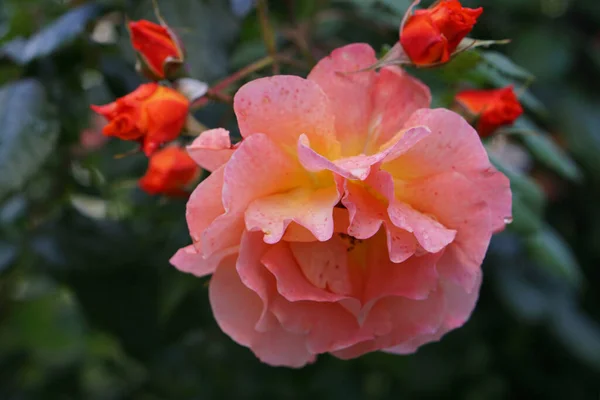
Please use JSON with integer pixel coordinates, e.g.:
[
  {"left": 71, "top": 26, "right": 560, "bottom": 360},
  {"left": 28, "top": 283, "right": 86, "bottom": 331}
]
[
  {"left": 191, "top": 55, "right": 275, "bottom": 109},
  {"left": 257, "top": 0, "right": 280, "bottom": 74}
]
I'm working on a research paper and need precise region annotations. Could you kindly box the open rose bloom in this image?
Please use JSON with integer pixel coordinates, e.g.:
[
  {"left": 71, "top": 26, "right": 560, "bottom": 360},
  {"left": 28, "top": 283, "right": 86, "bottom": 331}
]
[{"left": 171, "top": 44, "right": 512, "bottom": 367}]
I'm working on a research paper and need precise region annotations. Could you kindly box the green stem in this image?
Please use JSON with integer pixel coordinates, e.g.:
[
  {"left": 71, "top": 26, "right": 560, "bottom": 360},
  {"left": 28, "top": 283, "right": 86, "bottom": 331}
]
[{"left": 257, "top": 0, "right": 280, "bottom": 74}]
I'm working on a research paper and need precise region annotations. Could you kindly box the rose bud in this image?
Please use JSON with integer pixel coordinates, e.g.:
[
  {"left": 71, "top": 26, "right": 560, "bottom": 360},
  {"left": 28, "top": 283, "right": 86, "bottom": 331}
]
[
  {"left": 139, "top": 146, "right": 201, "bottom": 197},
  {"left": 91, "top": 83, "right": 190, "bottom": 155},
  {"left": 455, "top": 86, "right": 524, "bottom": 137},
  {"left": 128, "top": 19, "right": 184, "bottom": 80},
  {"left": 400, "top": 0, "right": 482, "bottom": 66}
]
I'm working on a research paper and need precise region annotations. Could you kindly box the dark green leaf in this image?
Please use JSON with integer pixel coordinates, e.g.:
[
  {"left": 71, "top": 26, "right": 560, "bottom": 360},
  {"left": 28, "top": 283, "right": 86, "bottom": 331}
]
[
  {"left": 508, "top": 26, "right": 574, "bottom": 82},
  {"left": 438, "top": 51, "right": 481, "bottom": 83},
  {"left": 511, "top": 119, "right": 582, "bottom": 182},
  {"left": 525, "top": 225, "right": 583, "bottom": 288},
  {"left": 378, "top": 0, "right": 411, "bottom": 14},
  {"left": 0, "top": 4, "right": 105, "bottom": 65},
  {"left": 0, "top": 79, "right": 59, "bottom": 199},
  {"left": 489, "top": 153, "right": 546, "bottom": 214},
  {"left": 490, "top": 153, "right": 546, "bottom": 235},
  {"left": 480, "top": 51, "right": 535, "bottom": 81},
  {"left": 510, "top": 196, "right": 543, "bottom": 235},
  {"left": 557, "top": 94, "right": 600, "bottom": 180},
  {"left": 0, "top": 241, "right": 17, "bottom": 273},
  {"left": 3, "top": 286, "right": 86, "bottom": 366},
  {"left": 552, "top": 303, "right": 600, "bottom": 371}
]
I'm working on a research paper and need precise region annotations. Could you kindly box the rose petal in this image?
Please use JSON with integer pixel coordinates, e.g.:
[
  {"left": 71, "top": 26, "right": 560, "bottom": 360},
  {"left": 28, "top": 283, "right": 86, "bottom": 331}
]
[
  {"left": 343, "top": 180, "right": 418, "bottom": 263},
  {"left": 397, "top": 172, "right": 491, "bottom": 292},
  {"left": 270, "top": 298, "right": 370, "bottom": 354},
  {"left": 223, "top": 133, "right": 307, "bottom": 213},
  {"left": 384, "top": 270, "right": 482, "bottom": 354},
  {"left": 209, "top": 257, "right": 315, "bottom": 367},
  {"left": 234, "top": 75, "right": 338, "bottom": 156},
  {"left": 235, "top": 231, "right": 278, "bottom": 332},
  {"left": 332, "top": 287, "right": 445, "bottom": 359},
  {"left": 187, "top": 128, "right": 234, "bottom": 171},
  {"left": 363, "top": 232, "right": 440, "bottom": 303},
  {"left": 297, "top": 126, "right": 430, "bottom": 181},
  {"left": 202, "top": 133, "right": 307, "bottom": 257},
  {"left": 186, "top": 166, "right": 226, "bottom": 248},
  {"left": 261, "top": 242, "right": 348, "bottom": 302},
  {"left": 170, "top": 244, "right": 234, "bottom": 277},
  {"left": 308, "top": 43, "right": 378, "bottom": 156},
  {"left": 245, "top": 185, "right": 340, "bottom": 244},
  {"left": 288, "top": 239, "right": 355, "bottom": 297},
  {"left": 385, "top": 108, "right": 491, "bottom": 180},
  {"left": 462, "top": 168, "right": 512, "bottom": 233},
  {"left": 366, "top": 66, "right": 431, "bottom": 152}
]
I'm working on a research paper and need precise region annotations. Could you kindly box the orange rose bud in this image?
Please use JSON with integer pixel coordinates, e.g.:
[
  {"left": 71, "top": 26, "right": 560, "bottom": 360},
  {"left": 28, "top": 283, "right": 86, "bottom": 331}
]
[
  {"left": 129, "top": 20, "right": 184, "bottom": 80},
  {"left": 91, "top": 83, "right": 190, "bottom": 155},
  {"left": 139, "top": 146, "right": 200, "bottom": 197},
  {"left": 400, "top": 0, "right": 482, "bottom": 65},
  {"left": 455, "top": 86, "right": 524, "bottom": 137}
]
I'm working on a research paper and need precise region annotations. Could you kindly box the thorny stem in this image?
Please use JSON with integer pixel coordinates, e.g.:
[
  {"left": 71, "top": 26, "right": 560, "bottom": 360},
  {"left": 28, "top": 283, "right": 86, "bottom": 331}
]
[
  {"left": 191, "top": 55, "right": 275, "bottom": 109},
  {"left": 190, "top": 53, "right": 309, "bottom": 110},
  {"left": 206, "top": 91, "right": 233, "bottom": 104},
  {"left": 283, "top": 27, "right": 316, "bottom": 66},
  {"left": 257, "top": 0, "right": 280, "bottom": 74},
  {"left": 151, "top": 0, "right": 167, "bottom": 25}
]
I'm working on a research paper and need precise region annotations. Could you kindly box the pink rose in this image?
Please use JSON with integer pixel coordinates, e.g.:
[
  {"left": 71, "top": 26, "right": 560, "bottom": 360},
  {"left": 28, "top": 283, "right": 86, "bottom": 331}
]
[{"left": 171, "top": 43, "right": 511, "bottom": 367}]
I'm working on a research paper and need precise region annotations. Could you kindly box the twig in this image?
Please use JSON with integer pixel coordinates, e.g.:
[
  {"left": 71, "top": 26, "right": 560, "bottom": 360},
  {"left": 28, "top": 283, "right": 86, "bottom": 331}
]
[
  {"left": 256, "top": 0, "right": 280, "bottom": 74},
  {"left": 191, "top": 55, "right": 276, "bottom": 109}
]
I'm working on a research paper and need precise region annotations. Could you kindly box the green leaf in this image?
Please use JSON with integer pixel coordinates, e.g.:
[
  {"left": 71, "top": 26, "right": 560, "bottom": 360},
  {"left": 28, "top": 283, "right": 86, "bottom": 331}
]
[
  {"left": 439, "top": 51, "right": 482, "bottom": 83},
  {"left": 378, "top": 0, "right": 411, "bottom": 14},
  {"left": 0, "top": 79, "right": 59, "bottom": 199},
  {"left": 2, "top": 285, "right": 86, "bottom": 366},
  {"left": 480, "top": 51, "right": 535, "bottom": 82},
  {"left": 552, "top": 303, "right": 600, "bottom": 371},
  {"left": 510, "top": 196, "right": 543, "bottom": 235},
  {"left": 489, "top": 153, "right": 546, "bottom": 215},
  {"left": 525, "top": 225, "right": 583, "bottom": 288},
  {"left": 334, "top": 0, "right": 377, "bottom": 9},
  {"left": 557, "top": 94, "right": 600, "bottom": 180},
  {"left": 489, "top": 153, "right": 545, "bottom": 235},
  {"left": 0, "top": 4, "right": 105, "bottom": 65},
  {"left": 511, "top": 119, "right": 582, "bottom": 182},
  {"left": 0, "top": 241, "right": 17, "bottom": 273}
]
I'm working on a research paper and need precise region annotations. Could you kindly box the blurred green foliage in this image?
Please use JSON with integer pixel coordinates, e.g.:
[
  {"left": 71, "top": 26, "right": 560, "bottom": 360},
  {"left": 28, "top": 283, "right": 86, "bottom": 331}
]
[{"left": 0, "top": 0, "right": 599, "bottom": 398}]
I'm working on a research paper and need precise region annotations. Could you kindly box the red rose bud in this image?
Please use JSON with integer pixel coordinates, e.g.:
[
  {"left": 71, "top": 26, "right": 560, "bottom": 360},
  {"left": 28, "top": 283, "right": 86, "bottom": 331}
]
[
  {"left": 139, "top": 146, "right": 200, "bottom": 197},
  {"left": 456, "top": 86, "right": 524, "bottom": 137},
  {"left": 400, "top": 0, "right": 482, "bottom": 65},
  {"left": 129, "top": 20, "right": 184, "bottom": 80},
  {"left": 91, "top": 83, "right": 190, "bottom": 155}
]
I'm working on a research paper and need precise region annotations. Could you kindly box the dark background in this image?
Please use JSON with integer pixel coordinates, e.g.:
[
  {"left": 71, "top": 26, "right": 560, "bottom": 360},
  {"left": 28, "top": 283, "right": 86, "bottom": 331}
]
[{"left": 0, "top": 0, "right": 599, "bottom": 398}]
